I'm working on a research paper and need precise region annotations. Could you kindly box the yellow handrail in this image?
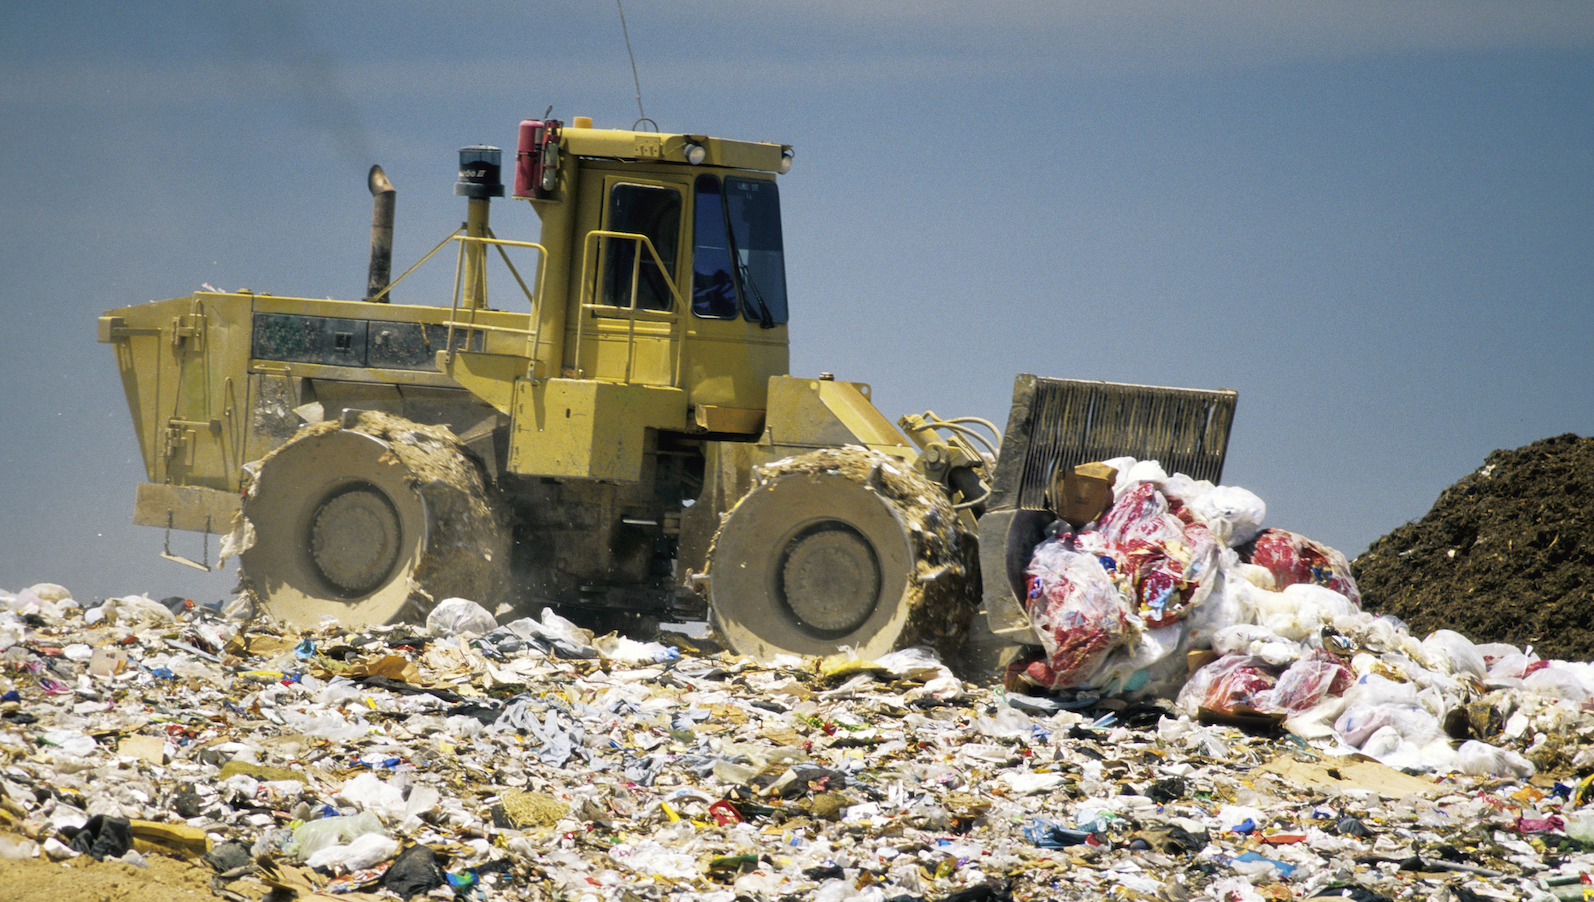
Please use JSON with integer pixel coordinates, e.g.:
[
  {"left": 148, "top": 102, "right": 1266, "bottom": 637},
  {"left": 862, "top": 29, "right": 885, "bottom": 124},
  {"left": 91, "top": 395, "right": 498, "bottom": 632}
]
[
  {"left": 573, "top": 230, "right": 685, "bottom": 388},
  {"left": 441, "top": 235, "right": 549, "bottom": 371}
]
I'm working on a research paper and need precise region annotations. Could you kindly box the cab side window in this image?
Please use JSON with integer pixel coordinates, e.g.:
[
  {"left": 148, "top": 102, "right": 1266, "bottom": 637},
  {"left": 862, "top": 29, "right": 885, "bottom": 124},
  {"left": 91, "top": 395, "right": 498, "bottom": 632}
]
[{"left": 601, "top": 183, "right": 681, "bottom": 311}]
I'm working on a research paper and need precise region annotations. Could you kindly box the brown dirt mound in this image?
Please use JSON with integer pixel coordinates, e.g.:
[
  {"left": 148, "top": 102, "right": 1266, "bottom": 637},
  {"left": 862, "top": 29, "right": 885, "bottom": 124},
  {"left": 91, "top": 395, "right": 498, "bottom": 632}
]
[
  {"left": 1353, "top": 433, "right": 1594, "bottom": 661},
  {"left": 0, "top": 850, "right": 222, "bottom": 902}
]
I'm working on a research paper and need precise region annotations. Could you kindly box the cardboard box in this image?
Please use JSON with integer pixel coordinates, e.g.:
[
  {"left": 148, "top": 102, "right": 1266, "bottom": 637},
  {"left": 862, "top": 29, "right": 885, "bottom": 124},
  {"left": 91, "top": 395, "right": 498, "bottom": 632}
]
[{"left": 1054, "top": 462, "right": 1118, "bottom": 528}]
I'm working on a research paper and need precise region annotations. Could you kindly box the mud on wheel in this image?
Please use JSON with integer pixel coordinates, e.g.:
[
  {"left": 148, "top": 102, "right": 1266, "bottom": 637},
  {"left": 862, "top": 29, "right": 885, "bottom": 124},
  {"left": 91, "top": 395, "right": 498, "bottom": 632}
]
[
  {"left": 231, "top": 411, "right": 510, "bottom": 628},
  {"left": 707, "top": 447, "right": 979, "bottom": 661}
]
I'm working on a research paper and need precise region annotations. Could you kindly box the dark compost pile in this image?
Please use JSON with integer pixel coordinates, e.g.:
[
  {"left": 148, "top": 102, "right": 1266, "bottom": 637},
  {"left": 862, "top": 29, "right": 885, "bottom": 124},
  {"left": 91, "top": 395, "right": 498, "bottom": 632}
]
[{"left": 1354, "top": 433, "right": 1594, "bottom": 661}]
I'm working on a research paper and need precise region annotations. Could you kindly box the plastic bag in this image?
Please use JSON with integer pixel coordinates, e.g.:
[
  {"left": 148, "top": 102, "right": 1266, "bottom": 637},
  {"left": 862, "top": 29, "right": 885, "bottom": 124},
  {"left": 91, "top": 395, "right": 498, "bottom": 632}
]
[
  {"left": 873, "top": 646, "right": 955, "bottom": 683},
  {"left": 1241, "top": 528, "right": 1361, "bottom": 606},
  {"left": 94, "top": 594, "right": 176, "bottom": 626},
  {"left": 594, "top": 634, "right": 679, "bottom": 664},
  {"left": 383, "top": 843, "right": 448, "bottom": 900},
  {"left": 1254, "top": 583, "right": 1356, "bottom": 642},
  {"left": 426, "top": 597, "right": 498, "bottom": 637},
  {"left": 1211, "top": 623, "right": 1301, "bottom": 667},
  {"left": 1455, "top": 739, "right": 1535, "bottom": 778},
  {"left": 1186, "top": 485, "right": 1267, "bottom": 548},
  {"left": 1022, "top": 537, "right": 1134, "bottom": 689},
  {"left": 1485, "top": 650, "right": 1538, "bottom": 681},
  {"left": 1257, "top": 649, "right": 1352, "bottom": 714},
  {"left": 1180, "top": 565, "right": 1256, "bottom": 651},
  {"left": 1093, "top": 483, "right": 1220, "bottom": 627},
  {"left": 337, "top": 772, "right": 409, "bottom": 820},
  {"left": 1175, "top": 655, "right": 1275, "bottom": 715},
  {"left": 1094, "top": 621, "right": 1189, "bottom": 697},
  {"left": 1109, "top": 458, "right": 1169, "bottom": 497},
  {"left": 278, "top": 709, "right": 370, "bottom": 743},
  {"left": 288, "top": 810, "right": 384, "bottom": 861},
  {"left": 1522, "top": 665, "right": 1591, "bottom": 703},
  {"left": 1420, "top": 629, "right": 1489, "bottom": 680},
  {"left": 1333, "top": 696, "right": 1442, "bottom": 751},
  {"left": 305, "top": 831, "right": 400, "bottom": 873}
]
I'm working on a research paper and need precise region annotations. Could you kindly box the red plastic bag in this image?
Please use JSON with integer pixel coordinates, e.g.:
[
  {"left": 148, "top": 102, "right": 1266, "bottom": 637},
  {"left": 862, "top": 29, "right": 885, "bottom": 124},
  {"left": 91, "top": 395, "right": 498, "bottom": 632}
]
[
  {"left": 1242, "top": 528, "right": 1361, "bottom": 606},
  {"left": 1091, "top": 484, "right": 1220, "bottom": 627}
]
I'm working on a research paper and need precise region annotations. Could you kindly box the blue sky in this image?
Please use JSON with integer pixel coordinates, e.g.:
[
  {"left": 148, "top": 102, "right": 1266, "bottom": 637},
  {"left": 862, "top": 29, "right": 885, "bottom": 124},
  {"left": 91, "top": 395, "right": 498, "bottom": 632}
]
[{"left": 2, "top": 1, "right": 1590, "bottom": 604}]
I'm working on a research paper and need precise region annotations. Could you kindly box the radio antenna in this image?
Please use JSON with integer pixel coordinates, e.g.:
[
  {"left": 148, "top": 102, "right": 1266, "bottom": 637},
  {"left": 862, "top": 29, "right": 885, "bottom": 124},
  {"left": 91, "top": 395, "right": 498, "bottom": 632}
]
[{"left": 616, "top": 0, "right": 656, "bottom": 131}]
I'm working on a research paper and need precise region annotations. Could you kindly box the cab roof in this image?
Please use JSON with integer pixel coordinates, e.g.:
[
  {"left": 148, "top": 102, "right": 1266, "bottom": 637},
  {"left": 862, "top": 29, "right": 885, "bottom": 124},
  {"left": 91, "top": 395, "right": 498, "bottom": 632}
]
[{"left": 560, "top": 124, "right": 790, "bottom": 174}]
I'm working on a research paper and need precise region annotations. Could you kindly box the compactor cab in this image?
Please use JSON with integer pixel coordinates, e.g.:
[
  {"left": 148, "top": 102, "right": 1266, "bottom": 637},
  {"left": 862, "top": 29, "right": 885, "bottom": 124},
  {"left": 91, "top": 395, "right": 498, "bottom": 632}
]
[
  {"left": 99, "top": 114, "right": 1237, "bottom": 673},
  {"left": 440, "top": 119, "right": 796, "bottom": 483}
]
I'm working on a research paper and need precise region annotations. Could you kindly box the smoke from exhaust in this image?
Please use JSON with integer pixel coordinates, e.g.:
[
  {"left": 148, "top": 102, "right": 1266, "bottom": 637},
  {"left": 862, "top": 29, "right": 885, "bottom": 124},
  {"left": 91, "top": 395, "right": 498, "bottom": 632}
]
[{"left": 221, "top": 0, "right": 377, "bottom": 165}]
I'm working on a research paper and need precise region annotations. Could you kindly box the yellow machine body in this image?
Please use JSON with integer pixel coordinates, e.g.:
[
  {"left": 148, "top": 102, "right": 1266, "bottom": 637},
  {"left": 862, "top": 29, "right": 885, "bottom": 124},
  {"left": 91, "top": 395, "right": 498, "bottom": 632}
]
[{"left": 99, "top": 116, "right": 1236, "bottom": 668}]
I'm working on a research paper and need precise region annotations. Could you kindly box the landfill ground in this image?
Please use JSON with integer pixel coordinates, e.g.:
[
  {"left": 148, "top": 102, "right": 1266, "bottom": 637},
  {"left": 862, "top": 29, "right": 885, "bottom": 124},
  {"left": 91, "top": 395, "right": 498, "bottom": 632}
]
[
  {"left": 0, "top": 588, "right": 1593, "bottom": 902},
  {"left": 4, "top": 434, "right": 1594, "bottom": 902}
]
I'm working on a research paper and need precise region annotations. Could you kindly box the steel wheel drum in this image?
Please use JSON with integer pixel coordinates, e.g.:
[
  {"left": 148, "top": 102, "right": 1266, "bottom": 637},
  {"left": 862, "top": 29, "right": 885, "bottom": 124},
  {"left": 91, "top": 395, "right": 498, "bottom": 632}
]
[
  {"left": 708, "top": 448, "right": 979, "bottom": 662},
  {"left": 237, "top": 413, "right": 510, "bottom": 628}
]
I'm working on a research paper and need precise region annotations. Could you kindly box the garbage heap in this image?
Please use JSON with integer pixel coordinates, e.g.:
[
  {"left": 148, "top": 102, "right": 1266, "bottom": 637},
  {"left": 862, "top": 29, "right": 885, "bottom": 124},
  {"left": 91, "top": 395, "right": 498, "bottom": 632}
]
[
  {"left": 4, "top": 583, "right": 1594, "bottom": 902},
  {"left": 1355, "top": 433, "right": 1594, "bottom": 662},
  {"left": 1010, "top": 457, "right": 1594, "bottom": 778}
]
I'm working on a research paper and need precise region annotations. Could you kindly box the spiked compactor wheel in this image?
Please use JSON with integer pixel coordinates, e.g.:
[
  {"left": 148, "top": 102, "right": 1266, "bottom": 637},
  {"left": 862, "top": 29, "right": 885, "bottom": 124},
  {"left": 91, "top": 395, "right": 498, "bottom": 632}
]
[
  {"left": 236, "top": 412, "right": 510, "bottom": 628},
  {"left": 707, "top": 447, "right": 979, "bottom": 661}
]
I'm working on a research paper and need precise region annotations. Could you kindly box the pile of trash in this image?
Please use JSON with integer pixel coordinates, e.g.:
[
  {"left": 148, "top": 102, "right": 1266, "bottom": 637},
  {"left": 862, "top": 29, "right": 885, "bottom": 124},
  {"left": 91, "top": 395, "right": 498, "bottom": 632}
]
[
  {"left": 5, "top": 577, "right": 1594, "bottom": 902},
  {"left": 1011, "top": 457, "right": 1594, "bottom": 778},
  {"left": 1355, "top": 433, "right": 1594, "bottom": 662}
]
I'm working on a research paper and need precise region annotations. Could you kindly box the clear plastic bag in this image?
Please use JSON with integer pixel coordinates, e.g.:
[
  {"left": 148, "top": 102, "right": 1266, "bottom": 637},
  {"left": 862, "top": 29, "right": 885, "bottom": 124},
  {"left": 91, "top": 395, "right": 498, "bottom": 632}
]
[
  {"left": 1094, "top": 483, "right": 1220, "bottom": 627},
  {"left": 1023, "top": 537, "right": 1133, "bottom": 689},
  {"left": 426, "top": 597, "right": 498, "bottom": 637},
  {"left": 1257, "top": 649, "right": 1352, "bottom": 713},
  {"left": 1175, "top": 655, "right": 1275, "bottom": 715},
  {"left": 288, "top": 810, "right": 384, "bottom": 861}
]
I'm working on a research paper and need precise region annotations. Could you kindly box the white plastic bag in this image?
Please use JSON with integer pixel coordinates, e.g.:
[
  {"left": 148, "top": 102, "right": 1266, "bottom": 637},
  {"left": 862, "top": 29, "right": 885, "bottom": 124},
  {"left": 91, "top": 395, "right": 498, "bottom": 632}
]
[
  {"left": 337, "top": 772, "right": 409, "bottom": 820},
  {"left": 1254, "top": 583, "right": 1355, "bottom": 642},
  {"left": 1420, "top": 629, "right": 1489, "bottom": 679},
  {"left": 305, "top": 832, "right": 400, "bottom": 873},
  {"left": 1455, "top": 739, "right": 1535, "bottom": 778},
  {"left": 1187, "top": 485, "right": 1267, "bottom": 547},
  {"left": 1212, "top": 624, "right": 1300, "bottom": 667}
]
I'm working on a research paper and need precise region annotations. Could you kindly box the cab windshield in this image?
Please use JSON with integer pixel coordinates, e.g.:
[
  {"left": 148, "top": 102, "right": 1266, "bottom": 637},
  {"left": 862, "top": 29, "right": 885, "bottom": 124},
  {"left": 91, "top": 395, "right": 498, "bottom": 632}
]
[{"left": 692, "top": 175, "right": 788, "bottom": 326}]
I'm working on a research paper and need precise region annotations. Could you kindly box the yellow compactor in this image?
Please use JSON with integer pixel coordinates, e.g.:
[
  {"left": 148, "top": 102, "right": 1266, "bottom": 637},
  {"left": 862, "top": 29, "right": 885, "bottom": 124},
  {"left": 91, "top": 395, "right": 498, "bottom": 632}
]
[{"left": 99, "top": 116, "right": 1236, "bottom": 670}]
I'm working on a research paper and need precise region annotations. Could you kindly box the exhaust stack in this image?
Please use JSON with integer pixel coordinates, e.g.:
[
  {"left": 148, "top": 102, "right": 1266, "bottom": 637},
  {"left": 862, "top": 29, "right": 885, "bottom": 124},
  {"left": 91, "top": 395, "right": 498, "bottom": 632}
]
[{"left": 365, "top": 165, "right": 396, "bottom": 302}]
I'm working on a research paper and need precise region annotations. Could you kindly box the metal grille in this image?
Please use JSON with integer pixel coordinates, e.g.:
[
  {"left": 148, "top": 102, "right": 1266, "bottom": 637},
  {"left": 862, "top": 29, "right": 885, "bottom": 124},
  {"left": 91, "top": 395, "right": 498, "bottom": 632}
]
[{"left": 986, "top": 376, "right": 1238, "bottom": 512}]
